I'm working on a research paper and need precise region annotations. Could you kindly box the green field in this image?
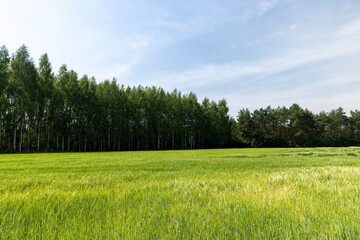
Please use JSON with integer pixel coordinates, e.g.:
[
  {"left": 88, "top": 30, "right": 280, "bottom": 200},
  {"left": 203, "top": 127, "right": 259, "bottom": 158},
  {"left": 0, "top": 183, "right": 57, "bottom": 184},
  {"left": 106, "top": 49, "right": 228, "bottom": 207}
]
[{"left": 1, "top": 148, "right": 360, "bottom": 239}]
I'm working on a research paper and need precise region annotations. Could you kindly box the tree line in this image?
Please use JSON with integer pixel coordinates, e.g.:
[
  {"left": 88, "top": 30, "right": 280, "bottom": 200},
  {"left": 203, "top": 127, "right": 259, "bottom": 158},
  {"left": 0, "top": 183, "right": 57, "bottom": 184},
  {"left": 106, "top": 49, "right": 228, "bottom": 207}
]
[
  {"left": 0, "top": 45, "right": 234, "bottom": 153},
  {"left": 236, "top": 104, "right": 360, "bottom": 147},
  {"left": 1, "top": 45, "right": 359, "bottom": 153}
]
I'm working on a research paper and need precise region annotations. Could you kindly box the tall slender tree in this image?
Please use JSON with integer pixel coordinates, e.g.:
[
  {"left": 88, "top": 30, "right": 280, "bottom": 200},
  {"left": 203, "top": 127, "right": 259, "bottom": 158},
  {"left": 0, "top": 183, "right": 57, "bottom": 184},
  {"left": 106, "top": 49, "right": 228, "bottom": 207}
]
[
  {"left": 36, "top": 53, "right": 54, "bottom": 152},
  {"left": 0, "top": 46, "right": 10, "bottom": 150},
  {"left": 8, "top": 45, "right": 37, "bottom": 152}
]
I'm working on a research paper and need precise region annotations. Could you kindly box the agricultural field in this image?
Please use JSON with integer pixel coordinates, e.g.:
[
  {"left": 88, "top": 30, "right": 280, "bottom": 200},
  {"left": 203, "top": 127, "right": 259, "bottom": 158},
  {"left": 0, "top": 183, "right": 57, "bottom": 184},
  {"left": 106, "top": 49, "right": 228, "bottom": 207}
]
[{"left": 1, "top": 148, "right": 360, "bottom": 239}]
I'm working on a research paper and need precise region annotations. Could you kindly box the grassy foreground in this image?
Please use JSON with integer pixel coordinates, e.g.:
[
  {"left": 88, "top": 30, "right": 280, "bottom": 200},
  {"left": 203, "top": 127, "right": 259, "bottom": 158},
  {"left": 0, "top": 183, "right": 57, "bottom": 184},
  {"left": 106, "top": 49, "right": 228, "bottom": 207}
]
[{"left": 1, "top": 148, "right": 360, "bottom": 239}]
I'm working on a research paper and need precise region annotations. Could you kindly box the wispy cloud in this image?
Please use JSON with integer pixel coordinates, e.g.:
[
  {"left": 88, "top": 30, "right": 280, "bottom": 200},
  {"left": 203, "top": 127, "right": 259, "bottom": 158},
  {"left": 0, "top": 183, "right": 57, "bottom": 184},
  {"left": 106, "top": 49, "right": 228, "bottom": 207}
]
[
  {"left": 223, "top": 71, "right": 360, "bottom": 117},
  {"left": 257, "top": 0, "right": 279, "bottom": 15},
  {"left": 288, "top": 24, "right": 297, "bottom": 31},
  {"left": 125, "top": 34, "right": 151, "bottom": 51},
  {"left": 2, "top": 0, "right": 360, "bottom": 116},
  {"left": 151, "top": 19, "right": 187, "bottom": 33},
  {"left": 336, "top": 20, "right": 360, "bottom": 37},
  {"left": 97, "top": 60, "right": 137, "bottom": 82},
  {"left": 148, "top": 29, "right": 360, "bottom": 91},
  {"left": 140, "top": 15, "right": 360, "bottom": 116}
]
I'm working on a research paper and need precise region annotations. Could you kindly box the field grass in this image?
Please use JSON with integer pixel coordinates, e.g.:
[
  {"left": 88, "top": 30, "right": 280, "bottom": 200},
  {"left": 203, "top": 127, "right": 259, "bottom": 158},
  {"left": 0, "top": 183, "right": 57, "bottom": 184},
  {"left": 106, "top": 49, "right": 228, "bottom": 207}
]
[{"left": 1, "top": 148, "right": 360, "bottom": 239}]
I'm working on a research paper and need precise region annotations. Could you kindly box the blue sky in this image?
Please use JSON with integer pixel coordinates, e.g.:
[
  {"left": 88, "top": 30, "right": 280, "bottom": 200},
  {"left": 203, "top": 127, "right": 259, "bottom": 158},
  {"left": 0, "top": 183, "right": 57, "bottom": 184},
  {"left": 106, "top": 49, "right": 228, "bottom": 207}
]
[{"left": 1, "top": 0, "right": 360, "bottom": 116}]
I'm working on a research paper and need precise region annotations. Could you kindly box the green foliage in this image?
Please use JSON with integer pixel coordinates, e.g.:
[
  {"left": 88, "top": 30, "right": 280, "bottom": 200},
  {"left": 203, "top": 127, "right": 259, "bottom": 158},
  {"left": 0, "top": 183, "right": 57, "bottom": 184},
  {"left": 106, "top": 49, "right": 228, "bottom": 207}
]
[
  {"left": 1, "top": 148, "right": 360, "bottom": 239},
  {"left": 236, "top": 104, "right": 357, "bottom": 148},
  {"left": 0, "top": 46, "right": 10, "bottom": 151},
  {"left": 1, "top": 44, "right": 358, "bottom": 152},
  {"left": 0, "top": 45, "right": 233, "bottom": 152},
  {"left": 0, "top": 45, "right": 10, "bottom": 94},
  {"left": 7, "top": 45, "right": 37, "bottom": 152}
]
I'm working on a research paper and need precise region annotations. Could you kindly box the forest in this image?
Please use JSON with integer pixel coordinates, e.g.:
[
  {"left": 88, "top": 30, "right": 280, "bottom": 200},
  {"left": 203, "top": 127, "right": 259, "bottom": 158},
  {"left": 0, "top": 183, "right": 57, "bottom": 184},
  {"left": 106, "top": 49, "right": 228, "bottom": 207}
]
[{"left": 0, "top": 45, "right": 359, "bottom": 153}]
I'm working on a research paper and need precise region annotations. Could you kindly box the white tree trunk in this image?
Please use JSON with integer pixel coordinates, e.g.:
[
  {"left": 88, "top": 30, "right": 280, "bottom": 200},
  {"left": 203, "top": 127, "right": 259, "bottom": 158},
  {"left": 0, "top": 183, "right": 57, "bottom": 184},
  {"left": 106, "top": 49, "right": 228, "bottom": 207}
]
[
  {"left": 36, "top": 119, "right": 41, "bottom": 152},
  {"left": 13, "top": 127, "right": 16, "bottom": 152},
  {"left": 158, "top": 130, "right": 160, "bottom": 150},
  {"left": 47, "top": 129, "right": 50, "bottom": 150},
  {"left": 108, "top": 129, "right": 110, "bottom": 151},
  {"left": 67, "top": 135, "right": 70, "bottom": 152},
  {"left": 19, "top": 122, "right": 23, "bottom": 153}
]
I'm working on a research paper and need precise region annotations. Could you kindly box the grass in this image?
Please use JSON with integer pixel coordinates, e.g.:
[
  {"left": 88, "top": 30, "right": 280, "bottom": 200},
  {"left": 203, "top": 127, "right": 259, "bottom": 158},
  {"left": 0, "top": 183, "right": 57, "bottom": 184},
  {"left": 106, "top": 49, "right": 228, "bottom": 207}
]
[{"left": 1, "top": 148, "right": 360, "bottom": 239}]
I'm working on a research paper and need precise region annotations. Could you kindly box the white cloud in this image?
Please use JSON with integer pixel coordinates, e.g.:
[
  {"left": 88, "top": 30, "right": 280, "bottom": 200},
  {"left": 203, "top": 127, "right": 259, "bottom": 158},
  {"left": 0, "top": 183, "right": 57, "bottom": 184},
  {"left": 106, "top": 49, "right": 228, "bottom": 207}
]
[
  {"left": 336, "top": 20, "right": 360, "bottom": 37},
  {"left": 97, "top": 60, "right": 137, "bottom": 82},
  {"left": 151, "top": 19, "right": 187, "bottom": 33},
  {"left": 221, "top": 71, "right": 360, "bottom": 117},
  {"left": 149, "top": 32, "right": 360, "bottom": 91},
  {"left": 257, "top": 0, "right": 279, "bottom": 15},
  {"left": 2, "top": 0, "right": 360, "bottom": 117},
  {"left": 288, "top": 24, "right": 297, "bottom": 31},
  {"left": 125, "top": 34, "right": 151, "bottom": 51},
  {"left": 140, "top": 15, "right": 360, "bottom": 117}
]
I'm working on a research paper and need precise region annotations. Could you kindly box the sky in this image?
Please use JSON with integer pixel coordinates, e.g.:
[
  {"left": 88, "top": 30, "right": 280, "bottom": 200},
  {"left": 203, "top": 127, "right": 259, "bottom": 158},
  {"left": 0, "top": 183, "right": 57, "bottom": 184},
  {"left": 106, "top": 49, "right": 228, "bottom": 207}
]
[{"left": 1, "top": 0, "right": 360, "bottom": 117}]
